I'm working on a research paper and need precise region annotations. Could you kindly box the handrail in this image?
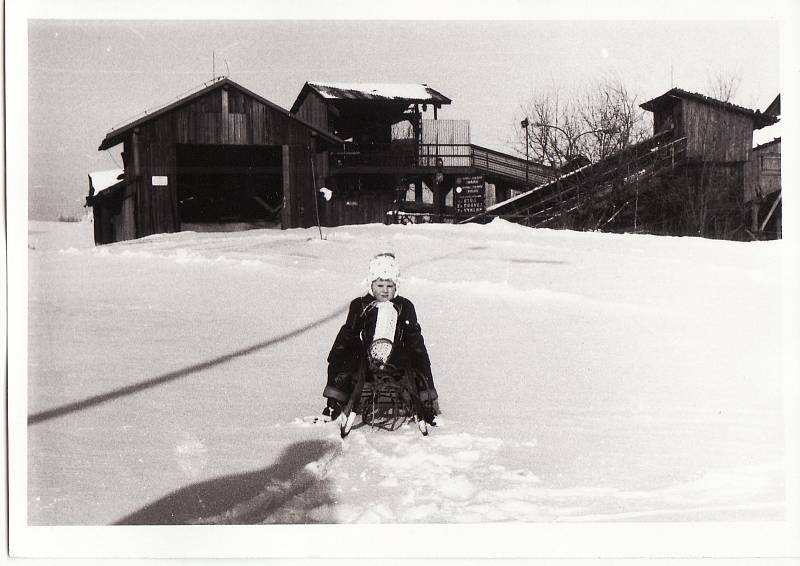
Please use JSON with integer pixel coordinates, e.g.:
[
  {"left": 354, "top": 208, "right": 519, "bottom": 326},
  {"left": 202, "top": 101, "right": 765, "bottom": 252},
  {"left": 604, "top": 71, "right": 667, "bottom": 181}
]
[
  {"left": 330, "top": 141, "right": 551, "bottom": 182},
  {"left": 332, "top": 141, "right": 472, "bottom": 168},
  {"left": 470, "top": 144, "right": 554, "bottom": 185},
  {"left": 461, "top": 132, "right": 686, "bottom": 225}
]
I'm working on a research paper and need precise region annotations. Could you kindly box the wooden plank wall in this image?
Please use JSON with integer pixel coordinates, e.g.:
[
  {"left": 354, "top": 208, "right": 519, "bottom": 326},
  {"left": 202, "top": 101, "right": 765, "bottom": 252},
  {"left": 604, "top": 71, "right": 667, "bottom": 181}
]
[
  {"left": 744, "top": 140, "right": 781, "bottom": 203},
  {"left": 167, "top": 87, "right": 314, "bottom": 146},
  {"left": 420, "top": 119, "right": 470, "bottom": 144},
  {"left": 419, "top": 119, "right": 471, "bottom": 167},
  {"left": 283, "top": 144, "right": 317, "bottom": 228},
  {"left": 116, "top": 184, "right": 137, "bottom": 242},
  {"left": 133, "top": 123, "right": 179, "bottom": 237},
  {"left": 294, "top": 91, "right": 330, "bottom": 133},
  {"left": 681, "top": 99, "right": 753, "bottom": 162},
  {"left": 321, "top": 177, "right": 396, "bottom": 226}
]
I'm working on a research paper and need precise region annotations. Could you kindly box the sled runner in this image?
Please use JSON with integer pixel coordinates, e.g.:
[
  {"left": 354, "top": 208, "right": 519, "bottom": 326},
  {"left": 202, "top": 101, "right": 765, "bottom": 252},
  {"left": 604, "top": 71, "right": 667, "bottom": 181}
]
[
  {"left": 338, "top": 352, "right": 437, "bottom": 438},
  {"left": 325, "top": 264, "right": 440, "bottom": 438}
]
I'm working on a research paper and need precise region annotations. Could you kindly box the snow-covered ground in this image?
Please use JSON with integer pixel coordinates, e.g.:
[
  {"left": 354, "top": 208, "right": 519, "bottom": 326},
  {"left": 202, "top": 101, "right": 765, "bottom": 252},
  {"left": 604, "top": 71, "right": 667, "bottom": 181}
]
[{"left": 25, "top": 219, "right": 790, "bottom": 526}]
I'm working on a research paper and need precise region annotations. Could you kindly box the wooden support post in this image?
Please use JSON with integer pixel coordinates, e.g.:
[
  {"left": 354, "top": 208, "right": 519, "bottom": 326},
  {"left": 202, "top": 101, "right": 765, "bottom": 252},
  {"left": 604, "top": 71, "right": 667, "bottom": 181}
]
[
  {"left": 221, "top": 87, "right": 230, "bottom": 144},
  {"left": 760, "top": 191, "right": 782, "bottom": 233},
  {"left": 132, "top": 127, "right": 143, "bottom": 238},
  {"left": 281, "top": 145, "right": 292, "bottom": 229}
]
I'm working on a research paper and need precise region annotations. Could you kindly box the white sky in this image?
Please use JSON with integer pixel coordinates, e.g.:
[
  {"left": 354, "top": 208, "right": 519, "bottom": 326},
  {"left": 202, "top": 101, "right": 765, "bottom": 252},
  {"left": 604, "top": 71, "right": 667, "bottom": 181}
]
[{"left": 8, "top": 0, "right": 797, "bottom": 220}]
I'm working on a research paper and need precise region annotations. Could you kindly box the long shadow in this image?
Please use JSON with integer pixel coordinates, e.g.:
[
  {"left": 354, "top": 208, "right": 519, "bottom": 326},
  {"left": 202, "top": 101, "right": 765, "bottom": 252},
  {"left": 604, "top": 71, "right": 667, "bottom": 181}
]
[
  {"left": 27, "top": 243, "right": 512, "bottom": 426},
  {"left": 27, "top": 305, "right": 348, "bottom": 425},
  {"left": 115, "top": 439, "right": 339, "bottom": 525}
]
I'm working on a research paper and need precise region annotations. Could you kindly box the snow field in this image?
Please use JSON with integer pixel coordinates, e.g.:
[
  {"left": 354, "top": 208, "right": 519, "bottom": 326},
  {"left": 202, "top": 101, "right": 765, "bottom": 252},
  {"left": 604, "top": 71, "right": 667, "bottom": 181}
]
[{"left": 26, "top": 220, "right": 787, "bottom": 524}]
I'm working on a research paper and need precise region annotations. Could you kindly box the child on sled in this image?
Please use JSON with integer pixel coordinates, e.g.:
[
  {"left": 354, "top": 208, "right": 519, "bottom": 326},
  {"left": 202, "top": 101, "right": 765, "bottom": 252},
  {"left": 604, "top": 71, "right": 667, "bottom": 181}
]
[{"left": 322, "top": 252, "right": 439, "bottom": 426}]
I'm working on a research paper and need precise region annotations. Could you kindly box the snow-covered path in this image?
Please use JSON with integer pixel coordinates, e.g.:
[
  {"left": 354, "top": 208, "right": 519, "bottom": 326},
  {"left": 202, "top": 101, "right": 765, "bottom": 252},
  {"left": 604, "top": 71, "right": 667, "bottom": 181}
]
[{"left": 25, "top": 220, "right": 787, "bottom": 525}]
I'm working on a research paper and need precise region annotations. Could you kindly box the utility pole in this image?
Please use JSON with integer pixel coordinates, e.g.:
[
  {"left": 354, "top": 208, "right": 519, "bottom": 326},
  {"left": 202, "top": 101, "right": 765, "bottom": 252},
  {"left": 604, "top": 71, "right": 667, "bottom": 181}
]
[{"left": 520, "top": 118, "right": 530, "bottom": 189}]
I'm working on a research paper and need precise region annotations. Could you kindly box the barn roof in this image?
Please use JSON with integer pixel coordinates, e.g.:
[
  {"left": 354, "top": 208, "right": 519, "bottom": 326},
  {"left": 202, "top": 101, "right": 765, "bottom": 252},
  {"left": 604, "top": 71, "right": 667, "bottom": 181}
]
[
  {"left": 89, "top": 169, "right": 125, "bottom": 194},
  {"left": 290, "top": 81, "right": 452, "bottom": 113},
  {"left": 764, "top": 94, "right": 780, "bottom": 117},
  {"left": 640, "top": 87, "right": 778, "bottom": 130},
  {"left": 753, "top": 137, "right": 781, "bottom": 152},
  {"left": 99, "top": 77, "right": 343, "bottom": 150}
]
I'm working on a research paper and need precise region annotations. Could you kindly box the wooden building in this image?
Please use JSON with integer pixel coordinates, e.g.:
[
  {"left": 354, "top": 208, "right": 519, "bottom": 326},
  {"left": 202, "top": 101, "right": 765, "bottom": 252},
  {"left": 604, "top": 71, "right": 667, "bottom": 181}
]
[
  {"left": 640, "top": 88, "right": 776, "bottom": 163},
  {"left": 290, "top": 81, "right": 553, "bottom": 226},
  {"left": 90, "top": 77, "right": 342, "bottom": 244},
  {"left": 744, "top": 94, "right": 781, "bottom": 239},
  {"left": 640, "top": 88, "right": 778, "bottom": 238},
  {"left": 477, "top": 87, "right": 779, "bottom": 240},
  {"left": 86, "top": 170, "right": 129, "bottom": 244}
]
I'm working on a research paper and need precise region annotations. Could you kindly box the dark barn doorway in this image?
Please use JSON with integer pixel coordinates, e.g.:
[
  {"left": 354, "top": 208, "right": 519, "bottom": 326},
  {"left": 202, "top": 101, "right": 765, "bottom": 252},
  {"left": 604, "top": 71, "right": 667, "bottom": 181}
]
[{"left": 177, "top": 144, "right": 283, "bottom": 228}]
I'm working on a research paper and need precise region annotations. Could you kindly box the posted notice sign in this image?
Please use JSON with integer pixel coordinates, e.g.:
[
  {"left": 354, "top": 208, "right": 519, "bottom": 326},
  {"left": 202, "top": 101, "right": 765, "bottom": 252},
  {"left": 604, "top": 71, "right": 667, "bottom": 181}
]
[{"left": 455, "top": 175, "right": 486, "bottom": 215}]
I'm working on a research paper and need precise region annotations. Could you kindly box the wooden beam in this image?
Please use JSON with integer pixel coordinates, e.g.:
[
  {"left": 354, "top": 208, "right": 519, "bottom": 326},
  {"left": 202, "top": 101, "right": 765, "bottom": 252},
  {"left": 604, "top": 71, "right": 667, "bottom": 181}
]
[
  {"left": 221, "top": 88, "right": 229, "bottom": 144},
  {"left": 331, "top": 165, "right": 476, "bottom": 176},
  {"left": 760, "top": 191, "right": 782, "bottom": 232}
]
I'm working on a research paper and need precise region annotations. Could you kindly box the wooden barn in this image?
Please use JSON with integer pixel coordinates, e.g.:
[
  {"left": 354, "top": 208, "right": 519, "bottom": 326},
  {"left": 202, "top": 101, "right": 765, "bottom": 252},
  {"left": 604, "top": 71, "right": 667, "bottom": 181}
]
[
  {"left": 290, "top": 81, "right": 553, "bottom": 226},
  {"left": 89, "top": 77, "right": 342, "bottom": 244}
]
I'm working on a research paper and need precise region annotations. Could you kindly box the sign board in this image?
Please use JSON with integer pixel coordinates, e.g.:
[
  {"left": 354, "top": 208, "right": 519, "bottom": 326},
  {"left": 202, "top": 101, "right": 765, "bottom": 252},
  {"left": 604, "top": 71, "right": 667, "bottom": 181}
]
[
  {"left": 454, "top": 175, "right": 486, "bottom": 215},
  {"left": 152, "top": 176, "right": 169, "bottom": 186}
]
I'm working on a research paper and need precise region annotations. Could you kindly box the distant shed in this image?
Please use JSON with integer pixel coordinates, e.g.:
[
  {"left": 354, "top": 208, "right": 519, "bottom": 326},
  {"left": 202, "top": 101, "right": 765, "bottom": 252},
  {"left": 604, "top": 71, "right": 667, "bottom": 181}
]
[
  {"left": 92, "top": 77, "right": 342, "bottom": 244},
  {"left": 87, "top": 169, "right": 130, "bottom": 244},
  {"left": 640, "top": 88, "right": 777, "bottom": 163}
]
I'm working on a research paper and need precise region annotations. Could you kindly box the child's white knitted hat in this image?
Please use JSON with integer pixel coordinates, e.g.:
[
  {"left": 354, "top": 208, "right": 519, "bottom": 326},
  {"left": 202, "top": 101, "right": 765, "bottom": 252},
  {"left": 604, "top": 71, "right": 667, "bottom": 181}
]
[{"left": 367, "top": 253, "right": 400, "bottom": 290}]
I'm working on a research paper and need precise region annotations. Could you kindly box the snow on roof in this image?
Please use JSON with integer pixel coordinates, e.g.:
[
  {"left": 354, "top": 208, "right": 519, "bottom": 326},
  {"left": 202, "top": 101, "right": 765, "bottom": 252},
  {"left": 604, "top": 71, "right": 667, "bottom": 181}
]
[
  {"left": 306, "top": 81, "right": 451, "bottom": 104},
  {"left": 89, "top": 169, "right": 124, "bottom": 193},
  {"left": 752, "top": 122, "right": 781, "bottom": 149}
]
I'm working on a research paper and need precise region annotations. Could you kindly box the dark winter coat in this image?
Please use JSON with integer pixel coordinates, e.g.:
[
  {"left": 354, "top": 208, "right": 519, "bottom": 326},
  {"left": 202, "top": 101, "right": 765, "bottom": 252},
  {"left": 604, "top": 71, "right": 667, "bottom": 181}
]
[{"left": 327, "top": 294, "right": 434, "bottom": 385}]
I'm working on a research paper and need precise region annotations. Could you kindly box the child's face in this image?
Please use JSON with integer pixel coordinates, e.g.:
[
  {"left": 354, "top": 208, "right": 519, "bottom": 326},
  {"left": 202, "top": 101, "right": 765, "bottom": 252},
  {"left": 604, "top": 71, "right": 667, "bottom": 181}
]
[{"left": 371, "top": 279, "right": 397, "bottom": 302}]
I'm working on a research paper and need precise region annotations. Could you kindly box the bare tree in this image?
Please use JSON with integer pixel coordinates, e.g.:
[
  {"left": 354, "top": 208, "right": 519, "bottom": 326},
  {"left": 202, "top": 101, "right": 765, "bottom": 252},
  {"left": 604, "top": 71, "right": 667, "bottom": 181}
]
[
  {"left": 516, "top": 84, "right": 572, "bottom": 168},
  {"left": 705, "top": 67, "right": 742, "bottom": 104},
  {"left": 510, "top": 77, "right": 654, "bottom": 231},
  {"left": 516, "top": 76, "right": 651, "bottom": 169},
  {"left": 576, "top": 78, "right": 651, "bottom": 160},
  {"left": 510, "top": 74, "right": 752, "bottom": 240}
]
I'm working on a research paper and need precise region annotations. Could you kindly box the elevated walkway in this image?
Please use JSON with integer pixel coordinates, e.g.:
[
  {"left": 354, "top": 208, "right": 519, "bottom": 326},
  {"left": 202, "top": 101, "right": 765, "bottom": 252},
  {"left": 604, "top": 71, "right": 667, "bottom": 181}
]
[
  {"left": 331, "top": 140, "right": 553, "bottom": 187},
  {"left": 470, "top": 144, "right": 553, "bottom": 187}
]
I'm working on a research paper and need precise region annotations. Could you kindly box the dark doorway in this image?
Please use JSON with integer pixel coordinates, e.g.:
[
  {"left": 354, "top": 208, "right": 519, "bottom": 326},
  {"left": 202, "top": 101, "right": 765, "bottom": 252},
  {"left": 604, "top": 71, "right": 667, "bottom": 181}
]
[{"left": 177, "top": 144, "right": 283, "bottom": 226}]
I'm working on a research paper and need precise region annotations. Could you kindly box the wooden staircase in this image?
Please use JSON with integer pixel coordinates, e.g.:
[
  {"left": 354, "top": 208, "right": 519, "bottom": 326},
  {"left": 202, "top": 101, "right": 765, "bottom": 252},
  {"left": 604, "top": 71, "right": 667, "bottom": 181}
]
[{"left": 461, "top": 130, "right": 687, "bottom": 227}]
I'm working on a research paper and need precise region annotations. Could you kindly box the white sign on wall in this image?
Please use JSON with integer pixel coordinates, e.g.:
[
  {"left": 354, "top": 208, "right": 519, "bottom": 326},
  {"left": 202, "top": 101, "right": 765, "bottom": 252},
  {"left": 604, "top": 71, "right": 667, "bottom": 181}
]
[{"left": 152, "top": 176, "right": 169, "bottom": 186}]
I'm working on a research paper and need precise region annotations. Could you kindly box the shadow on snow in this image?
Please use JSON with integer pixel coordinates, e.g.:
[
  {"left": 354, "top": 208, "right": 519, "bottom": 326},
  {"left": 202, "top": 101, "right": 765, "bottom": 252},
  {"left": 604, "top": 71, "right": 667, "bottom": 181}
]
[
  {"left": 28, "top": 244, "right": 566, "bottom": 426},
  {"left": 27, "top": 306, "right": 349, "bottom": 425},
  {"left": 115, "top": 439, "right": 339, "bottom": 525}
]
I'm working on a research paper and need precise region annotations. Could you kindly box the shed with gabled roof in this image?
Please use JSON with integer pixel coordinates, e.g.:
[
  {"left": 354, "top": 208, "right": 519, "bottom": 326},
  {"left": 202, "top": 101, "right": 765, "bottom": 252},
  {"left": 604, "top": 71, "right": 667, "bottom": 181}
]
[
  {"left": 91, "top": 77, "right": 343, "bottom": 244},
  {"left": 640, "top": 87, "right": 777, "bottom": 163},
  {"left": 291, "top": 81, "right": 452, "bottom": 142}
]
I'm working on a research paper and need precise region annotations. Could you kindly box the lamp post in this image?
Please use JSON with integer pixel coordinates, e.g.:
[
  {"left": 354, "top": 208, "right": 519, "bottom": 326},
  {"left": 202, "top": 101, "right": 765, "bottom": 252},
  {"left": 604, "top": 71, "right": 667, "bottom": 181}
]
[{"left": 520, "top": 118, "right": 530, "bottom": 189}]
